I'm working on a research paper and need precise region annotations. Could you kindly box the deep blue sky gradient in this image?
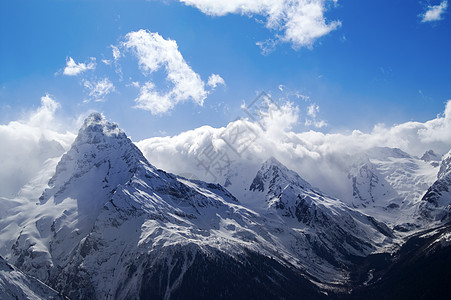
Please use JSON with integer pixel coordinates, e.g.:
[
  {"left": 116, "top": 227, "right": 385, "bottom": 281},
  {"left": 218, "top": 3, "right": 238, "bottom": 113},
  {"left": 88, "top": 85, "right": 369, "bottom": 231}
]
[{"left": 1, "top": 0, "right": 450, "bottom": 139}]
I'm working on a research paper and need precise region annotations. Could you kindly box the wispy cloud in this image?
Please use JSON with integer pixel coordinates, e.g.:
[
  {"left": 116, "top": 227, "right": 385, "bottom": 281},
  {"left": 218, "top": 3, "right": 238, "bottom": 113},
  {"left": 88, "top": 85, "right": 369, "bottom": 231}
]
[
  {"left": 63, "top": 57, "right": 96, "bottom": 76},
  {"left": 122, "top": 29, "right": 209, "bottom": 114},
  {"left": 83, "top": 78, "right": 115, "bottom": 102},
  {"left": 421, "top": 1, "right": 448, "bottom": 22},
  {"left": 177, "top": 0, "right": 341, "bottom": 53},
  {"left": 305, "top": 103, "right": 327, "bottom": 128}
]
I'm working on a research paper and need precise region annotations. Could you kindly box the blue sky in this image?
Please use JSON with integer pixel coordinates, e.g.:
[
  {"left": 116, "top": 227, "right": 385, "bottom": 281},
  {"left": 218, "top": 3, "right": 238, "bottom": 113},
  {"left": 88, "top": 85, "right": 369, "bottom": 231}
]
[{"left": 1, "top": 0, "right": 450, "bottom": 140}]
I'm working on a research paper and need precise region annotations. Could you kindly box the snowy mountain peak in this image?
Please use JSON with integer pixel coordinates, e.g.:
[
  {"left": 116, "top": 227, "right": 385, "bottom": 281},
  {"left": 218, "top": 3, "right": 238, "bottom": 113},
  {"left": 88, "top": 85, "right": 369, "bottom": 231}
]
[
  {"left": 75, "top": 112, "right": 128, "bottom": 145},
  {"left": 25, "top": 113, "right": 153, "bottom": 276},
  {"left": 262, "top": 156, "right": 285, "bottom": 168},
  {"left": 367, "top": 147, "right": 411, "bottom": 160},
  {"left": 438, "top": 149, "right": 451, "bottom": 180},
  {"left": 41, "top": 113, "right": 147, "bottom": 205},
  {"left": 249, "top": 157, "right": 311, "bottom": 193},
  {"left": 421, "top": 149, "right": 441, "bottom": 163},
  {"left": 420, "top": 149, "right": 451, "bottom": 221}
]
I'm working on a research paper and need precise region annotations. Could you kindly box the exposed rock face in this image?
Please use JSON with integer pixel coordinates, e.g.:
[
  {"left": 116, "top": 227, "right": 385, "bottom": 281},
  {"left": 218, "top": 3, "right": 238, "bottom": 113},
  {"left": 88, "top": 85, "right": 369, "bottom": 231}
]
[{"left": 0, "top": 256, "right": 65, "bottom": 300}]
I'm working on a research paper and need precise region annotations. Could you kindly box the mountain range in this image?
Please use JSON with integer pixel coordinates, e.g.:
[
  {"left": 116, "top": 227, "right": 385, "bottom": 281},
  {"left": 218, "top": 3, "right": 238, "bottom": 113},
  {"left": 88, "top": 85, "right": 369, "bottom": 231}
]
[{"left": 1, "top": 113, "right": 450, "bottom": 299}]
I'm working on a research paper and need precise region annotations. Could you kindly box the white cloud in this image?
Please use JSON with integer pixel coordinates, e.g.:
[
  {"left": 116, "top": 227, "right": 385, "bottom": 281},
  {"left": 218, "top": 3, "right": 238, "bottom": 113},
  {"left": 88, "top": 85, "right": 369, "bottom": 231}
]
[
  {"left": 305, "top": 118, "right": 327, "bottom": 128},
  {"left": 111, "top": 45, "right": 121, "bottom": 61},
  {"left": 61, "top": 30, "right": 223, "bottom": 111},
  {"left": 207, "top": 73, "right": 226, "bottom": 89},
  {"left": 83, "top": 78, "right": 115, "bottom": 102},
  {"left": 136, "top": 99, "right": 451, "bottom": 202},
  {"left": 0, "top": 95, "right": 76, "bottom": 198},
  {"left": 256, "top": 38, "right": 278, "bottom": 55},
  {"left": 178, "top": 0, "right": 341, "bottom": 51},
  {"left": 305, "top": 103, "right": 327, "bottom": 128},
  {"left": 122, "top": 29, "right": 209, "bottom": 114},
  {"left": 63, "top": 57, "right": 96, "bottom": 76},
  {"left": 421, "top": 1, "right": 448, "bottom": 22},
  {"left": 307, "top": 103, "right": 319, "bottom": 118},
  {"left": 27, "top": 94, "right": 61, "bottom": 127}
]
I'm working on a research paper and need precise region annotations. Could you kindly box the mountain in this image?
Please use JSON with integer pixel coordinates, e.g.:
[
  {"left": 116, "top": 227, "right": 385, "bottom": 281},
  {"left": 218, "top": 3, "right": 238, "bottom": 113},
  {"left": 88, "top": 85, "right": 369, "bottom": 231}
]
[
  {"left": 421, "top": 149, "right": 442, "bottom": 166},
  {"left": 342, "top": 147, "right": 438, "bottom": 230},
  {"left": 247, "top": 157, "right": 394, "bottom": 272},
  {"left": 0, "top": 256, "right": 65, "bottom": 300},
  {"left": 420, "top": 149, "right": 451, "bottom": 222},
  {"left": 1, "top": 113, "right": 450, "bottom": 299},
  {"left": 345, "top": 153, "right": 397, "bottom": 208},
  {"left": 4, "top": 113, "right": 330, "bottom": 299},
  {"left": 341, "top": 224, "right": 451, "bottom": 299}
]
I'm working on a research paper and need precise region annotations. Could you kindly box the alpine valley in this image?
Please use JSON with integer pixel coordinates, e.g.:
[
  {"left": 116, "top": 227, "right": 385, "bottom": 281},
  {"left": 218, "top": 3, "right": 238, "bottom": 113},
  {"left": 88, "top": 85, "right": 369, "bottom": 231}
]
[{"left": 1, "top": 113, "right": 451, "bottom": 299}]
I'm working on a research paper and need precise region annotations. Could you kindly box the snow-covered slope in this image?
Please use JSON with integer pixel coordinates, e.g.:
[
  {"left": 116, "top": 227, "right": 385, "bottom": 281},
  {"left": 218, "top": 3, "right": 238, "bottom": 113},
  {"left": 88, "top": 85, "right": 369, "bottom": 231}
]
[
  {"left": 367, "top": 147, "right": 437, "bottom": 207},
  {"left": 0, "top": 114, "right": 330, "bottom": 298},
  {"left": 2, "top": 113, "right": 449, "bottom": 299},
  {"left": 247, "top": 158, "right": 394, "bottom": 262},
  {"left": 0, "top": 256, "right": 65, "bottom": 300},
  {"left": 421, "top": 149, "right": 442, "bottom": 165},
  {"left": 347, "top": 223, "right": 451, "bottom": 299},
  {"left": 0, "top": 113, "right": 399, "bottom": 298},
  {"left": 345, "top": 153, "right": 397, "bottom": 209},
  {"left": 342, "top": 147, "right": 438, "bottom": 229},
  {"left": 420, "top": 149, "right": 451, "bottom": 222}
]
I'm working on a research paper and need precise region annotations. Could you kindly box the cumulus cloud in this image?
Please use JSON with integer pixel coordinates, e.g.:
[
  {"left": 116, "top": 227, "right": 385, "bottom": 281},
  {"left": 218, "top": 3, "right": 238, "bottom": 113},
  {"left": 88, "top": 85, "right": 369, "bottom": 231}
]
[
  {"left": 0, "top": 95, "right": 76, "bottom": 198},
  {"left": 177, "top": 0, "right": 341, "bottom": 51},
  {"left": 136, "top": 99, "right": 451, "bottom": 201},
  {"left": 207, "top": 74, "right": 226, "bottom": 89},
  {"left": 83, "top": 78, "right": 115, "bottom": 102},
  {"left": 122, "top": 29, "right": 209, "bottom": 114},
  {"left": 59, "top": 30, "right": 223, "bottom": 111},
  {"left": 63, "top": 57, "right": 96, "bottom": 76},
  {"left": 421, "top": 1, "right": 448, "bottom": 22}
]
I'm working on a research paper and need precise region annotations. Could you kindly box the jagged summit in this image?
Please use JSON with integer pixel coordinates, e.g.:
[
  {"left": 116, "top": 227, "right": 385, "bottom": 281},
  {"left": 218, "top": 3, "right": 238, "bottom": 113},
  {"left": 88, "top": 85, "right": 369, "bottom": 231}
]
[
  {"left": 367, "top": 147, "right": 411, "bottom": 160},
  {"left": 42, "top": 113, "right": 148, "bottom": 203},
  {"left": 76, "top": 112, "right": 128, "bottom": 145},
  {"left": 250, "top": 157, "right": 311, "bottom": 193},
  {"left": 262, "top": 156, "right": 285, "bottom": 168},
  {"left": 69, "top": 112, "right": 147, "bottom": 168},
  {"left": 249, "top": 156, "right": 393, "bottom": 267},
  {"left": 421, "top": 149, "right": 441, "bottom": 163},
  {"left": 28, "top": 113, "right": 155, "bottom": 276}
]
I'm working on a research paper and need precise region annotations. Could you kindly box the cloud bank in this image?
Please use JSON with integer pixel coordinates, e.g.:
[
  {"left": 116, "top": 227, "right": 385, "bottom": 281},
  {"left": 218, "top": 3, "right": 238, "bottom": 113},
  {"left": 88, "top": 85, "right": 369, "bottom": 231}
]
[
  {"left": 421, "top": 1, "right": 448, "bottom": 22},
  {"left": 136, "top": 99, "right": 451, "bottom": 199},
  {"left": 0, "top": 95, "right": 75, "bottom": 198},
  {"left": 177, "top": 0, "right": 341, "bottom": 52},
  {"left": 3, "top": 93, "right": 450, "bottom": 204}
]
